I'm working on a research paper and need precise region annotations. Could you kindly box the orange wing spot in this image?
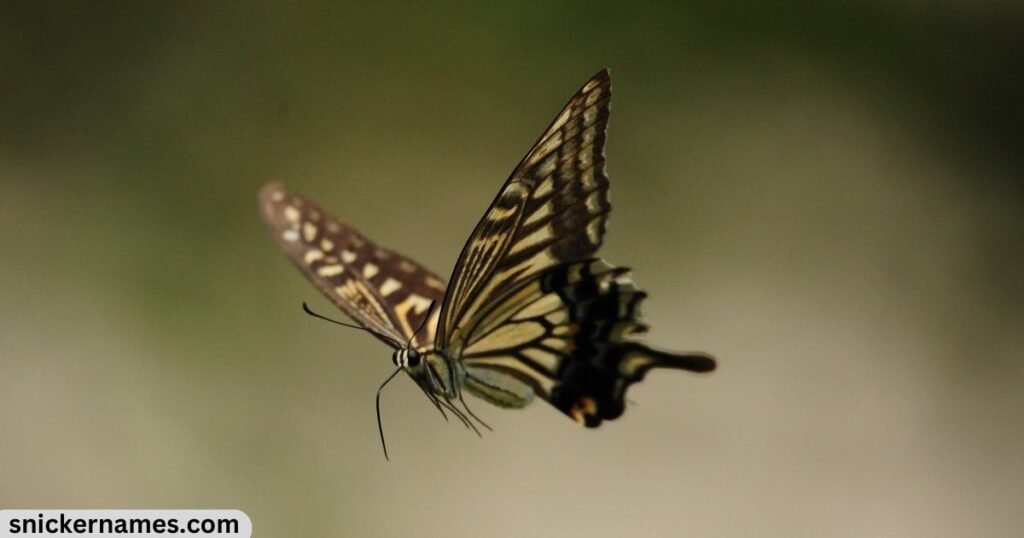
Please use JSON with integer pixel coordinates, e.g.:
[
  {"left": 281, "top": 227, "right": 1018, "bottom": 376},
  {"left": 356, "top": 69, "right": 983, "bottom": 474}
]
[{"left": 569, "top": 397, "right": 598, "bottom": 423}]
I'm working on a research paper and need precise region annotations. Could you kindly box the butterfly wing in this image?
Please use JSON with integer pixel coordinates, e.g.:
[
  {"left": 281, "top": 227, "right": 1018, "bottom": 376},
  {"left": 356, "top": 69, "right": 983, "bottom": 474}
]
[
  {"left": 457, "top": 259, "right": 715, "bottom": 426},
  {"left": 437, "top": 70, "right": 716, "bottom": 426},
  {"left": 437, "top": 69, "right": 614, "bottom": 351},
  {"left": 259, "top": 182, "right": 444, "bottom": 349}
]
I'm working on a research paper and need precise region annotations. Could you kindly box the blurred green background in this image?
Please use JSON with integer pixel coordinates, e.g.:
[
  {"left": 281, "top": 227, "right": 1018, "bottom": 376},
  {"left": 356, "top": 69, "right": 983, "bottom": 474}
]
[{"left": 2, "top": 2, "right": 1022, "bottom": 536}]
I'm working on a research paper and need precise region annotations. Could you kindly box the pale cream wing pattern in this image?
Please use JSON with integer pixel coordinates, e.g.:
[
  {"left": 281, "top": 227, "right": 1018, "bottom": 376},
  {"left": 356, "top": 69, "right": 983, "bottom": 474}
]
[
  {"left": 259, "top": 183, "right": 445, "bottom": 349},
  {"left": 435, "top": 70, "right": 715, "bottom": 427},
  {"left": 454, "top": 258, "right": 715, "bottom": 426},
  {"left": 437, "top": 69, "right": 613, "bottom": 353},
  {"left": 259, "top": 69, "right": 716, "bottom": 432}
]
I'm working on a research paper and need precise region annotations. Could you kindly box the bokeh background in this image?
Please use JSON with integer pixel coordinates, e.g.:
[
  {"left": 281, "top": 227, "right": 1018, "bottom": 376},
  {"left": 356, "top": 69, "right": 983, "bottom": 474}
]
[{"left": 2, "top": 2, "right": 1022, "bottom": 537}]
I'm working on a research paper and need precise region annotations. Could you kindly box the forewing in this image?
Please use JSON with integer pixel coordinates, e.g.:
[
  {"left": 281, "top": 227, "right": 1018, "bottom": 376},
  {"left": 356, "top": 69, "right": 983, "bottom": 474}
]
[
  {"left": 458, "top": 260, "right": 716, "bottom": 426},
  {"left": 437, "top": 69, "right": 613, "bottom": 351},
  {"left": 259, "top": 182, "right": 445, "bottom": 348}
]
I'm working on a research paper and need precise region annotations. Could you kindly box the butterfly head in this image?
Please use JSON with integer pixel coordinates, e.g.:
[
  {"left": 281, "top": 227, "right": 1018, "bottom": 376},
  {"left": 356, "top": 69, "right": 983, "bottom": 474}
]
[{"left": 392, "top": 347, "right": 422, "bottom": 368}]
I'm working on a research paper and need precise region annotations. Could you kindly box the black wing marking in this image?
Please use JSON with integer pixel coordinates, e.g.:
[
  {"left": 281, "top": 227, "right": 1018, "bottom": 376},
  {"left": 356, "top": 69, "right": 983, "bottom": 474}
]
[{"left": 459, "top": 260, "right": 716, "bottom": 426}]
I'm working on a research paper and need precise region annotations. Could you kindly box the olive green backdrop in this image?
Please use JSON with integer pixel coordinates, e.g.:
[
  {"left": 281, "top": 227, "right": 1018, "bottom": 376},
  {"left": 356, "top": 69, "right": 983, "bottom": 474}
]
[{"left": 2, "top": 2, "right": 1022, "bottom": 537}]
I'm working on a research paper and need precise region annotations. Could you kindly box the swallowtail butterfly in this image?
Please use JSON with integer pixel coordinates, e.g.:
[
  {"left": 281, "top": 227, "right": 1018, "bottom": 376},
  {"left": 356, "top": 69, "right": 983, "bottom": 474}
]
[{"left": 259, "top": 69, "right": 715, "bottom": 456}]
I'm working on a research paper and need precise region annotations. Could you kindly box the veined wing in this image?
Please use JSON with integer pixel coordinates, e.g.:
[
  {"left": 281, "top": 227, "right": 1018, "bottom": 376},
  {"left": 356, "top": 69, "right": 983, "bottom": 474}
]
[
  {"left": 259, "top": 182, "right": 445, "bottom": 349},
  {"left": 457, "top": 260, "right": 716, "bottom": 426},
  {"left": 437, "top": 69, "right": 613, "bottom": 353}
]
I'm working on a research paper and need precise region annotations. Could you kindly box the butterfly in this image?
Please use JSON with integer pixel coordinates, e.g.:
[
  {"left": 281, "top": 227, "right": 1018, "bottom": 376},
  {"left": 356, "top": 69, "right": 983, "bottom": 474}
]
[{"left": 259, "top": 69, "right": 716, "bottom": 458}]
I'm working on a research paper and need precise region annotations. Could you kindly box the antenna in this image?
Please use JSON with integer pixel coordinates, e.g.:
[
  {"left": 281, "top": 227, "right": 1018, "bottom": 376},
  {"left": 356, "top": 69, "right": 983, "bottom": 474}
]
[
  {"left": 301, "top": 302, "right": 402, "bottom": 348},
  {"left": 406, "top": 300, "right": 437, "bottom": 348}
]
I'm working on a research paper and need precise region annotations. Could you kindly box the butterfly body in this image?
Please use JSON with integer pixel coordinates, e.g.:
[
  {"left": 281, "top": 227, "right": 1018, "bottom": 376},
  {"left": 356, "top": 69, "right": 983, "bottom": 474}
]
[{"left": 260, "top": 69, "right": 715, "bottom": 438}]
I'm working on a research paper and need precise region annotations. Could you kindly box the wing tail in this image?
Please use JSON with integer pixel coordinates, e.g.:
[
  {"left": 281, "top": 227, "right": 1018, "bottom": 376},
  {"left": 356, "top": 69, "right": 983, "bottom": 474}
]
[
  {"left": 550, "top": 342, "right": 715, "bottom": 428},
  {"left": 626, "top": 346, "right": 717, "bottom": 375}
]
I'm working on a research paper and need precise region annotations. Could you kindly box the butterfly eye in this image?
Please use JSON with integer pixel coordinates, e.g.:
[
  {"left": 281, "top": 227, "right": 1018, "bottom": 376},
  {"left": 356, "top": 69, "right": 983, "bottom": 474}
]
[{"left": 407, "top": 348, "right": 421, "bottom": 367}]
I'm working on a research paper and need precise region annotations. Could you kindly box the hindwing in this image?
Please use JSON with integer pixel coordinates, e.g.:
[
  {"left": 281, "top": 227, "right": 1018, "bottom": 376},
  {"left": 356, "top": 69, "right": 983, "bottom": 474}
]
[
  {"left": 259, "top": 183, "right": 444, "bottom": 348},
  {"left": 458, "top": 260, "right": 716, "bottom": 426}
]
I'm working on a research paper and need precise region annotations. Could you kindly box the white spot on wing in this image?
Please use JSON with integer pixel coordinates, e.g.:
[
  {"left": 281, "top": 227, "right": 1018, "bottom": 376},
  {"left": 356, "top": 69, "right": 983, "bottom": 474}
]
[
  {"left": 586, "top": 218, "right": 602, "bottom": 245},
  {"left": 535, "top": 153, "right": 557, "bottom": 179},
  {"left": 284, "top": 206, "right": 300, "bottom": 223},
  {"left": 304, "top": 250, "right": 324, "bottom": 264},
  {"left": 302, "top": 222, "right": 317, "bottom": 242},
  {"left": 379, "top": 277, "right": 402, "bottom": 296},
  {"left": 282, "top": 229, "right": 299, "bottom": 242},
  {"left": 585, "top": 191, "right": 602, "bottom": 214},
  {"left": 318, "top": 265, "right": 344, "bottom": 277},
  {"left": 341, "top": 250, "right": 357, "bottom": 263},
  {"left": 528, "top": 132, "right": 563, "bottom": 166},
  {"left": 581, "top": 168, "right": 596, "bottom": 190},
  {"left": 363, "top": 263, "right": 378, "bottom": 279},
  {"left": 579, "top": 149, "right": 593, "bottom": 166}
]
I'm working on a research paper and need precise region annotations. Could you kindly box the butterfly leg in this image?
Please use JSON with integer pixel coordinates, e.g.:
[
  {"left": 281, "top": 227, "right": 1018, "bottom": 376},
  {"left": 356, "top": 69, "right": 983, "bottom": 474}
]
[
  {"left": 442, "top": 397, "right": 482, "bottom": 437},
  {"left": 412, "top": 377, "right": 449, "bottom": 423},
  {"left": 439, "top": 359, "right": 489, "bottom": 435},
  {"left": 458, "top": 391, "right": 493, "bottom": 432},
  {"left": 419, "top": 362, "right": 482, "bottom": 434}
]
